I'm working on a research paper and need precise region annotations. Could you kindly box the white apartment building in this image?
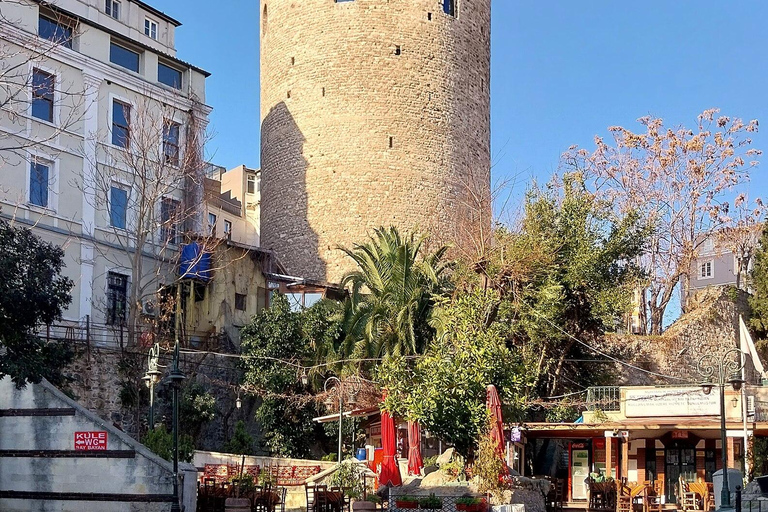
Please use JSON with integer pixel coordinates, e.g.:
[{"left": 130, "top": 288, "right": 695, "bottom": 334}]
[{"left": 0, "top": 0, "right": 211, "bottom": 333}]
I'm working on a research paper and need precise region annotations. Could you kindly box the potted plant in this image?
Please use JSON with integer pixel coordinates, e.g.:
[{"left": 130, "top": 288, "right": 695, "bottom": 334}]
[
  {"left": 456, "top": 498, "right": 478, "bottom": 512},
  {"left": 419, "top": 494, "right": 443, "bottom": 510},
  {"left": 456, "top": 497, "right": 486, "bottom": 512},
  {"left": 395, "top": 496, "right": 420, "bottom": 509}
]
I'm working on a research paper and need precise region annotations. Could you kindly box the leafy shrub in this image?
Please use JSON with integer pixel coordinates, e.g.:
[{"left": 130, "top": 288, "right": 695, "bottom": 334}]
[{"left": 143, "top": 424, "right": 194, "bottom": 463}]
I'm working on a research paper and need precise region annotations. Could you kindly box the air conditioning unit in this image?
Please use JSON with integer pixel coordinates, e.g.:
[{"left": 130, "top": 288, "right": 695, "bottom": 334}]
[{"left": 141, "top": 299, "right": 157, "bottom": 317}]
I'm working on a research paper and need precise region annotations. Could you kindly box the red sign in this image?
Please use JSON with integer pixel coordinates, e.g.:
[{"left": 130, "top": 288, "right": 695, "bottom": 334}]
[
  {"left": 74, "top": 431, "right": 107, "bottom": 451},
  {"left": 672, "top": 431, "right": 689, "bottom": 439}
]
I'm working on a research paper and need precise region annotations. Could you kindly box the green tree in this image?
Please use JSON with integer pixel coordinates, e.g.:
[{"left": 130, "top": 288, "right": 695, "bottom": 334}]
[
  {"left": 239, "top": 294, "right": 334, "bottom": 457},
  {"left": 341, "top": 226, "right": 450, "bottom": 360},
  {"left": 750, "top": 224, "right": 768, "bottom": 338},
  {"left": 180, "top": 382, "right": 217, "bottom": 439},
  {"left": 379, "top": 289, "right": 530, "bottom": 457},
  {"left": 224, "top": 420, "right": 255, "bottom": 455},
  {"left": 491, "top": 175, "right": 647, "bottom": 399},
  {"left": 0, "top": 218, "right": 74, "bottom": 388}
]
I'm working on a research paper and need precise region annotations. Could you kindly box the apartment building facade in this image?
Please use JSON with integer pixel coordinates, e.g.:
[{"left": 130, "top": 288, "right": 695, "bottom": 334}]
[{"left": 0, "top": 0, "right": 211, "bottom": 335}]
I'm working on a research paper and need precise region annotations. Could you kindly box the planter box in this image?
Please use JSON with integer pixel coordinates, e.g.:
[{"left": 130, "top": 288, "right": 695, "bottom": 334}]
[{"left": 396, "top": 501, "right": 419, "bottom": 509}]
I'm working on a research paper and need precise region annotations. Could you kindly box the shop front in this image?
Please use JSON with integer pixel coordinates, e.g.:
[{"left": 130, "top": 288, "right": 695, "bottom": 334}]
[{"left": 521, "top": 385, "right": 761, "bottom": 506}]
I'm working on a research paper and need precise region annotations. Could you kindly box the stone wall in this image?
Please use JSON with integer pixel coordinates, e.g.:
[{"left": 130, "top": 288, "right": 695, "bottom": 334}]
[
  {"left": 64, "top": 345, "right": 257, "bottom": 452},
  {"left": 605, "top": 286, "right": 753, "bottom": 385},
  {"left": 0, "top": 377, "right": 196, "bottom": 512},
  {"left": 260, "top": 0, "right": 492, "bottom": 283}
]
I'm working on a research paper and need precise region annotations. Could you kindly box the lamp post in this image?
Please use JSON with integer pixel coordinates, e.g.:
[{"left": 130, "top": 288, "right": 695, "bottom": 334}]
[
  {"left": 168, "top": 339, "right": 186, "bottom": 512},
  {"left": 323, "top": 376, "right": 362, "bottom": 464},
  {"left": 698, "top": 348, "right": 745, "bottom": 511},
  {"left": 142, "top": 342, "right": 162, "bottom": 430}
]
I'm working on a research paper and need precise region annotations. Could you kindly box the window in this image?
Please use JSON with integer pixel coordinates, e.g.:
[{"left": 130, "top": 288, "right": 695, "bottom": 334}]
[
  {"left": 304, "top": 292, "right": 322, "bottom": 308},
  {"left": 110, "top": 186, "right": 128, "bottom": 229},
  {"left": 224, "top": 220, "right": 232, "bottom": 240},
  {"left": 31, "top": 69, "right": 54, "bottom": 122},
  {"left": 161, "top": 197, "right": 181, "bottom": 244},
  {"left": 700, "top": 260, "right": 713, "bottom": 279},
  {"left": 105, "top": 0, "right": 120, "bottom": 19},
  {"left": 106, "top": 271, "right": 128, "bottom": 325},
  {"left": 158, "top": 63, "right": 182, "bottom": 89},
  {"left": 246, "top": 174, "right": 256, "bottom": 195},
  {"left": 109, "top": 42, "right": 140, "bottom": 72},
  {"left": 144, "top": 18, "right": 158, "bottom": 40},
  {"left": 235, "top": 293, "right": 246, "bottom": 311},
  {"left": 208, "top": 212, "right": 217, "bottom": 237},
  {"left": 38, "top": 14, "right": 73, "bottom": 49},
  {"left": 29, "top": 160, "right": 50, "bottom": 208},
  {"left": 442, "top": 0, "right": 456, "bottom": 16},
  {"left": 112, "top": 99, "right": 131, "bottom": 148},
  {"left": 163, "top": 121, "right": 180, "bottom": 166}
]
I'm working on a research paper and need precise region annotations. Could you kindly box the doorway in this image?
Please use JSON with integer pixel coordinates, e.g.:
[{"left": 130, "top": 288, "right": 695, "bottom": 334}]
[{"left": 665, "top": 442, "right": 696, "bottom": 503}]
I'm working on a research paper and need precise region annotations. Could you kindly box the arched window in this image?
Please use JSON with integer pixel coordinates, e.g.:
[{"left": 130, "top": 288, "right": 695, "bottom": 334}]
[
  {"left": 442, "top": 0, "right": 455, "bottom": 17},
  {"left": 262, "top": 4, "right": 268, "bottom": 36}
]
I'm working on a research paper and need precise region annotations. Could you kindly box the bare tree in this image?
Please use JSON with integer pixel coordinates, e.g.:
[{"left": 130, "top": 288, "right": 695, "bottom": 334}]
[
  {"left": 78, "top": 91, "right": 215, "bottom": 345},
  {"left": 715, "top": 194, "right": 766, "bottom": 291},
  {"left": 0, "top": 2, "right": 86, "bottom": 165},
  {"left": 563, "top": 109, "right": 761, "bottom": 334}
]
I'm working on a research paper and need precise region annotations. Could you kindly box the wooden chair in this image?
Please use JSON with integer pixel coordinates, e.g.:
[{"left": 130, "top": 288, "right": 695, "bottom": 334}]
[
  {"left": 617, "top": 481, "right": 633, "bottom": 512},
  {"left": 644, "top": 481, "right": 663, "bottom": 512},
  {"left": 678, "top": 477, "right": 697, "bottom": 512}
]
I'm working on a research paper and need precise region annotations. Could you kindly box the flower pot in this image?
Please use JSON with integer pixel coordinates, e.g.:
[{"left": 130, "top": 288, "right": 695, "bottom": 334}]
[
  {"left": 396, "top": 501, "right": 419, "bottom": 509},
  {"left": 457, "top": 505, "right": 471, "bottom": 512}
]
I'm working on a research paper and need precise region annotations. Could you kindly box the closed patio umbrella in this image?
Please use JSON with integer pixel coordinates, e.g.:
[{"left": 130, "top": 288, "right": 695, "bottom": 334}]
[
  {"left": 486, "top": 384, "right": 507, "bottom": 472},
  {"left": 407, "top": 420, "right": 423, "bottom": 476},
  {"left": 379, "top": 405, "right": 403, "bottom": 486}
]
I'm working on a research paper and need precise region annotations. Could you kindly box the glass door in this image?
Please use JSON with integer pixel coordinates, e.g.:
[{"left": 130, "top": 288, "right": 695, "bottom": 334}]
[{"left": 665, "top": 447, "right": 696, "bottom": 503}]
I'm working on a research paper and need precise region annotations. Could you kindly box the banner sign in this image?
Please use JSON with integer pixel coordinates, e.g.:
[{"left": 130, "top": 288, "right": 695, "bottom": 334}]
[
  {"left": 74, "top": 431, "right": 108, "bottom": 451},
  {"left": 625, "top": 388, "right": 719, "bottom": 417}
]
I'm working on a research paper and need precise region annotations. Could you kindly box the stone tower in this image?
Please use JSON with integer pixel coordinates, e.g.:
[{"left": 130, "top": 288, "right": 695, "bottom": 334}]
[{"left": 260, "top": 0, "right": 491, "bottom": 283}]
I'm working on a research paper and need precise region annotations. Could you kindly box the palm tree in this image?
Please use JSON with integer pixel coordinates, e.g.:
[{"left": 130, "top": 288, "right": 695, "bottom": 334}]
[{"left": 339, "top": 226, "right": 450, "bottom": 360}]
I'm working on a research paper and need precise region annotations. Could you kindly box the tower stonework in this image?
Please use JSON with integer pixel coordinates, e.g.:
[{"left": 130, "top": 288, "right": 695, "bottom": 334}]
[{"left": 260, "top": 0, "right": 491, "bottom": 283}]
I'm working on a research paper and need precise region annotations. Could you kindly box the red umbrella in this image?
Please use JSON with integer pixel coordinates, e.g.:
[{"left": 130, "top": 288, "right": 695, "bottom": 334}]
[
  {"left": 486, "top": 384, "right": 507, "bottom": 471},
  {"left": 379, "top": 404, "right": 403, "bottom": 486},
  {"left": 407, "top": 421, "right": 424, "bottom": 476}
]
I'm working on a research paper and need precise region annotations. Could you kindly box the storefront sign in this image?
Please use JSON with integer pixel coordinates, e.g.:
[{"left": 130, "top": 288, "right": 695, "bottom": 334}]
[
  {"left": 672, "top": 430, "right": 689, "bottom": 439},
  {"left": 74, "top": 431, "right": 107, "bottom": 450},
  {"left": 625, "top": 388, "right": 719, "bottom": 417}
]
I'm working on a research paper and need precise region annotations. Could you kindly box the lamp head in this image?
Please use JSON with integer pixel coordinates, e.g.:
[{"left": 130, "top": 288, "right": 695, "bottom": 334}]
[
  {"left": 728, "top": 374, "right": 745, "bottom": 391},
  {"left": 236, "top": 396, "right": 242, "bottom": 409},
  {"left": 701, "top": 382, "right": 714, "bottom": 395},
  {"left": 300, "top": 372, "right": 309, "bottom": 387}
]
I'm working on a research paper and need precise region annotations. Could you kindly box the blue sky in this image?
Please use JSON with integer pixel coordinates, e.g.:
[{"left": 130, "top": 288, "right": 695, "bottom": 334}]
[{"left": 154, "top": 0, "right": 767, "bottom": 207}]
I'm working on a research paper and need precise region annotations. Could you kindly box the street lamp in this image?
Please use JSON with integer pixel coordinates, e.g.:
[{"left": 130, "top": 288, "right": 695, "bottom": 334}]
[
  {"left": 698, "top": 349, "right": 745, "bottom": 511},
  {"left": 167, "top": 339, "right": 186, "bottom": 512},
  {"left": 142, "top": 342, "right": 162, "bottom": 430},
  {"left": 323, "top": 376, "right": 362, "bottom": 464}
]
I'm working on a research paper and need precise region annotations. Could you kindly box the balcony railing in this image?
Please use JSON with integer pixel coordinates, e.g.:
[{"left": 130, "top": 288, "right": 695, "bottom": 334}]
[{"left": 587, "top": 386, "right": 621, "bottom": 412}]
